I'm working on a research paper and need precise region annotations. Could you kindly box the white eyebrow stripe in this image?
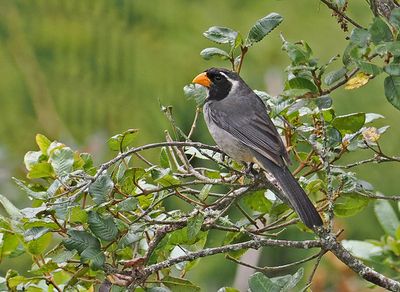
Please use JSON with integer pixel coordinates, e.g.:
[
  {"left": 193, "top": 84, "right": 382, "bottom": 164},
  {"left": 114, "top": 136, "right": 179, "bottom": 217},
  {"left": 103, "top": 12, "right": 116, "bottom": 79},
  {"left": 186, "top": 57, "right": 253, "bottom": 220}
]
[{"left": 220, "top": 72, "right": 239, "bottom": 94}]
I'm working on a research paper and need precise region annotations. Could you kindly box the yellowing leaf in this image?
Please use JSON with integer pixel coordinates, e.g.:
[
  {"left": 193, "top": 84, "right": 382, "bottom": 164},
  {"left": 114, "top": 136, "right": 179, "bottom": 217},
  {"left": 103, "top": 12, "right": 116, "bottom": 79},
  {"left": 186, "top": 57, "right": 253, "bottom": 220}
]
[{"left": 345, "top": 72, "right": 370, "bottom": 90}]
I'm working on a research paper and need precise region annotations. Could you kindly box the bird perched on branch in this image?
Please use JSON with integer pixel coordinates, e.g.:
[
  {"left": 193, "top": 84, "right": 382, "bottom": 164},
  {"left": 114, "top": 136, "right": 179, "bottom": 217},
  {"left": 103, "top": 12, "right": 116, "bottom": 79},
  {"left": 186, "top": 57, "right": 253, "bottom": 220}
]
[{"left": 192, "top": 68, "right": 323, "bottom": 229}]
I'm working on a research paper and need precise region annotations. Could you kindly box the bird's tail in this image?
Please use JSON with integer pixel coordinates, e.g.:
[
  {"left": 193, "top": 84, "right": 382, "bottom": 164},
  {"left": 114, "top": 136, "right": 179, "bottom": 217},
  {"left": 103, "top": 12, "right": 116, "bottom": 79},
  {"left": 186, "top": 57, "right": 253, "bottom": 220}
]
[{"left": 253, "top": 152, "right": 323, "bottom": 229}]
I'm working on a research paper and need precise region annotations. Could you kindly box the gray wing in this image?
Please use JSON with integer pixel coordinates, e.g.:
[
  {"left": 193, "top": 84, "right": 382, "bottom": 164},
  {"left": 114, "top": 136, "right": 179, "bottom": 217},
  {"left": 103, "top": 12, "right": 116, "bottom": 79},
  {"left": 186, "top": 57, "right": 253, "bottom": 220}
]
[{"left": 207, "top": 94, "right": 290, "bottom": 167}]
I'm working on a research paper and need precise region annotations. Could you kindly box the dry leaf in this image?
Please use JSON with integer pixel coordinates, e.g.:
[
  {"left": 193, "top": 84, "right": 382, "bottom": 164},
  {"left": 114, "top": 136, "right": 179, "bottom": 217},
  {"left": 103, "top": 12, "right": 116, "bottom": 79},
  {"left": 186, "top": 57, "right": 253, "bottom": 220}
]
[{"left": 344, "top": 72, "right": 370, "bottom": 90}]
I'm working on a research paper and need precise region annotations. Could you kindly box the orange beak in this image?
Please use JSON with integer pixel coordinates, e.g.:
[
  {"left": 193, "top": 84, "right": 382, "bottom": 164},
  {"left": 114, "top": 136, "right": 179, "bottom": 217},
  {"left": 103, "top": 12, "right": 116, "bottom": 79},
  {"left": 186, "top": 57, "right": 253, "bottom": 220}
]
[{"left": 192, "top": 72, "right": 211, "bottom": 88}]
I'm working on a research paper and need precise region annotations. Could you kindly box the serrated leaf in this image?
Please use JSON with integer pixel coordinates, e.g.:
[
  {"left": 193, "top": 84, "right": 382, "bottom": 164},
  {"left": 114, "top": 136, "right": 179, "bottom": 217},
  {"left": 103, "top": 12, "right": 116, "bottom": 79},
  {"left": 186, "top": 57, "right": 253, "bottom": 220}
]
[
  {"left": 375, "top": 41, "right": 400, "bottom": 56},
  {"left": 246, "top": 13, "right": 283, "bottom": 46},
  {"left": 187, "top": 213, "right": 204, "bottom": 241},
  {"left": 384, "top": 75, "right": 400, "bottom": 110},
  {"left": 344, "top": 72, "right": 370, "bottom": 90},
  {"left": 63, "top": 230, "right": 100, "bottom": 253},
  {"left": 162, "top": 276, "right": 200, "bottom": 292},
  {"left": 272, "top": 267, "right": 304, "bottom": 290},
  {"left": 200, "top": 47, "right": 230, "bottom": 60},
  {"left": 334, "top": 193, "right": 369, "bottom": 217},
  {"left": 374, "top": 200, "right": 400, "bottom": 236},
  {"left": 324, "top": 67, "right": 347, "bottom": 86},
  {"left": 389, "top": 8, "right": 400, "bottom": 30},
  {"left": 0, "top": 194, "right": 22, "bottom": 220},
  {"left": 119, "top": 224, "right": 145, "bottom": 247},
  {"left": 183, "top": 84, "right": 207, "bottom": 106},
  {"left": 50, "top": 147, "right": 74, "bottom": 176},
  {"left": 88, "top": 211, "right": 118, "bottom": 241},
  {"left": 203, "top": 26, "right": 238, "bottom": 44},
  {"left": 151, "top": 168, "right": 180, "bottom": 186},
  {"left": 370, "top": 17, "right": 393, "bottom": 44},
  {"left": 342, "top": 240, "right": 383, "bottom": 261},
  {"left": 81, "top": 246, "right": 105, "bottom": 270},
  {"left": 88, "top": 173, "right": 114, "bottom": 204},
  {"left": 332, "top": 112, "right": 365, "bottom": 135}
]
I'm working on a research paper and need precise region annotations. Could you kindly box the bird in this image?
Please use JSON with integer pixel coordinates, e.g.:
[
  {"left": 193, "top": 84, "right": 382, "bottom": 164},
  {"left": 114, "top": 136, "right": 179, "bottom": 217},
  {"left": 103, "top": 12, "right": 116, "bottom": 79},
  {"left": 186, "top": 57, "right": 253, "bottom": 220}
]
[{"left": 192, "top": 67, "right": 323, "bottom": 229}]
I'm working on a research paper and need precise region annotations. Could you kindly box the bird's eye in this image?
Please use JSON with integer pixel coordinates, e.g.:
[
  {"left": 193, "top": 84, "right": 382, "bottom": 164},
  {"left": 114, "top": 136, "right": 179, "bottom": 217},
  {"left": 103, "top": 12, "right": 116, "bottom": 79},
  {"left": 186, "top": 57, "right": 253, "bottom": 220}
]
[{"left": 215, "top": 75, "right": 222, "bottom": 81}]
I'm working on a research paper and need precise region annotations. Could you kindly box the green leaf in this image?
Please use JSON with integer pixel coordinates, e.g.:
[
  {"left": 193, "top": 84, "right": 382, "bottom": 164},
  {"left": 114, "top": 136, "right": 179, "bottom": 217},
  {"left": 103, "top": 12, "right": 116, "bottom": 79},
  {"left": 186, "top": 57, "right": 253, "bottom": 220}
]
[
  {"left": 13, "top": 178, "right": 48, "bottom": 200},
  {"left": 51, "top": 250, "right": 77, "bottom": 264},
  {"left": 282, "top": 40, "right": 311, "bottom": 65},
  {"left": 119, "top": 224, "right": 145, "bottom": 247},
  {"left": 246, "top": 13, "right": 283, "bottom": 46},
  {"left": 200, "top": 47, "right": 230, "bottom": 60},
  {"left": 203, "top": 26, "right": 238, "bottom": 44},
  {"left": 334, "top": 193, "right": 369, "bottom": 217},
  {"left": 160, "top": 147, "right": 170, "bottom": 169},
  {"left": 24, "top": 227, "right": 50, "bottom": 241},
  {"left": 375, "top": 41, "right": 400, "bottom": 56},
  {"left": 183, "top": 84, "right": 207, "bottom": 106},
  {"left": 342, "top": 240, "right": 383, "bottom": 261},
  {"left": 356, "top": 61, "right": 382, "bottom": 76},
  {"left": 248, "top": 272, "right": 280, "bottom": 292},
  {"left": 217, "top": 288, "right": 240, "bottom": 292},
  {"left": 69, "top": 206, "right": 88, "bottom": 223},
  {"left": 49, "top": 147, "right": 74, "bottom": 176},
  {"left": 324, "top": 67, "right": 347, "bottom": 86},
  {"left": 384, "top": 63, "right": 400, "bottom": 76},
  {"left": 162, "top": 276, "right": 200, "bottom": 292},
  {"left": 88, "top": 211, "right": 118, "bottom": 241},
  {"left": 80, "top": 246, "right": 105, "bottom": 270},
  {"left": 369, "top": 17, "right": 393, "bottom": 44},
  {"left": 349, "top": 28, "right": 371, "bottom": 47},
  {"left": 151, "top": 168, "right": 180, "bottom": 186},
  {"left": 117, "top": 197, "right": 138, "bottom": 212},
  {"left": 243, "top": 190, "right": 272, "bottom": 213},
  {"left": 384, "top": 76, "right": 400, "bottom": 110},
  {"left": 0, "top": 194, "right": 22, "bottom": 219},
  {"left": 108, "top": 129, "right": 139, "bottom": 151},
  {"left": 88, "top": 173, "right": 114, "bottom": 204},
  {"left": 271, "top": 268, "right": 304, "bottom": 291},
  {"left": 63, "top": 230, "right": 100, "bottom": 253},
  {"left": 374, "top": 200, "right": 400, "bottom": 236},
  {"left": 0, "top": 233, "right": 20, "bottom": 260},
  {"left": 199, "top": 184, "right": 212, "bottom": 201},
  {"left": 285, "top": 77, "right": 317, "bottom": 93},
  {"left": 35, "top": 134, "right": 51, "bottom": 155},
  {"left": 332, "top": 112, "right": 366, "bottom": 135},
  {"left": 24, "top": 151, "right": 43, "bottom": 171},
  {"left": 27, "top": 162, "right": 54, "bottom": 179},
  {"left": 389, "top": 8, "right": 400, "bottom": 30},
  {"left": 187, "top": 213, "right": 204, "bottom": 241},
  {"left": 27, "top": 232, "right": 52, "bottom": 255}
]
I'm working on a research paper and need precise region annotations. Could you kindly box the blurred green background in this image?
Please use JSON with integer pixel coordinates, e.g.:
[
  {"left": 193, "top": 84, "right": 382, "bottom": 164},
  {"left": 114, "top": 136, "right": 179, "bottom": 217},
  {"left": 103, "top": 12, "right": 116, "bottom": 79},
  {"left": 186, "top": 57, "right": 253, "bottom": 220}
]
[{"left": 0, "top": 0, "right": 398, "bottom": 290}]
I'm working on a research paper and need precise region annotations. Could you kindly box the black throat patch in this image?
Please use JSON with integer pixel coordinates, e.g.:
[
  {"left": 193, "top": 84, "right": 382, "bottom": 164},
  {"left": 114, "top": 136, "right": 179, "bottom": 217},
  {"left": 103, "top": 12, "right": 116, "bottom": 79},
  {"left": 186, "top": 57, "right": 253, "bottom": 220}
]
[{"left": 206, "top": 70, "right": 233, "bottom": 101}]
